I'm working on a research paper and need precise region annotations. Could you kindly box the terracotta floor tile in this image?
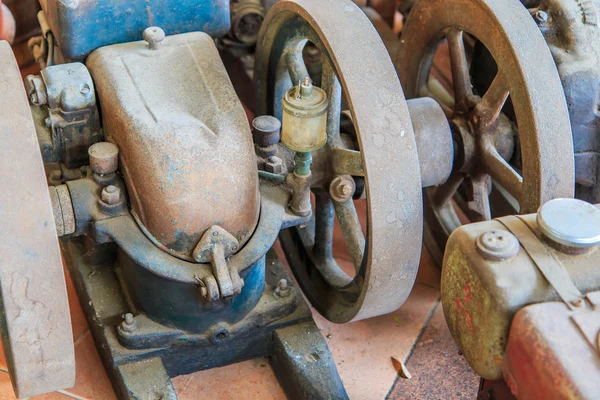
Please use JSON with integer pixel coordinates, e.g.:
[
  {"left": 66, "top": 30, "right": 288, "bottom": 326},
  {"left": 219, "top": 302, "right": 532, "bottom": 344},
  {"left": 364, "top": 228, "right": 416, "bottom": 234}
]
[
  {"left": 0, "top": 370, "right": 72, "bottom": 400},
  {"left": 388, "top": 303, "right": 480, "bottom": 400},
  {"left": 173, "top": 359, "right": 286, "bottom": 400},
  {"left": 61, "top": 332, "right": 116, "bottom": 400},
  {"left": 313, "top": 283, "right": 440, "bottom": 400}
]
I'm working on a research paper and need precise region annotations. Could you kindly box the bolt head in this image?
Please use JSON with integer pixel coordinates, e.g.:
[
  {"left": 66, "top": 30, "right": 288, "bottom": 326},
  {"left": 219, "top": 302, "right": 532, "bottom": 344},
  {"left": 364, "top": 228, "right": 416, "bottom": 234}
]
[
  {"left": 102, "top": 185, "right": 121, "bottom": 205},
  {"left": 329, "top": 175, "right": 356, "bottom": 203},
  {"left": 265, "top": 156, "right": 285, "bottom": 174},
  {"left": 476, "top": 230, "right": 520, "bottom": 261}
]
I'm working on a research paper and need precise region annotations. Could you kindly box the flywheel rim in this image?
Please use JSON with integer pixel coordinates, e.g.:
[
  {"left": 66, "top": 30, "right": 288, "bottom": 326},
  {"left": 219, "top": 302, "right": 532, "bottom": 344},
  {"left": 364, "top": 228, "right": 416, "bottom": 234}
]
[
  {"left": 256, "top": 0, "right": 423, "bottom": 322},
  {"left": 397, "top": 0, "right": 575, "bottom": 265},
  {"left": 0, "top": 42, "right": 75, "bottom": 397}
]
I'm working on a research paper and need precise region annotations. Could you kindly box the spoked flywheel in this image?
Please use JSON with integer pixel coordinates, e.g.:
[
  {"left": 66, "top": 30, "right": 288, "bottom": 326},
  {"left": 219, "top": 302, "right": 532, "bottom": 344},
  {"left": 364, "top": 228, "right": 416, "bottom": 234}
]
[
  {"left": 397, "top": 0, "right": 575, "bottom": 264},
  {"left": 0, "top": 43, "right": 75, "bottom": 397},
  {"left": 256, "top": 0, "right": 423, "bottom": 322}
]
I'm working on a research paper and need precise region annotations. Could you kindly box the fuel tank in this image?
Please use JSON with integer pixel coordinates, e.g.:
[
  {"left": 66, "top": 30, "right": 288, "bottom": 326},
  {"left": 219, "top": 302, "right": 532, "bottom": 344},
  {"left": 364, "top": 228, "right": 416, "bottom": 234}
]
[{"left": 87, "top": 31, "right": 260, "bottom": 261}]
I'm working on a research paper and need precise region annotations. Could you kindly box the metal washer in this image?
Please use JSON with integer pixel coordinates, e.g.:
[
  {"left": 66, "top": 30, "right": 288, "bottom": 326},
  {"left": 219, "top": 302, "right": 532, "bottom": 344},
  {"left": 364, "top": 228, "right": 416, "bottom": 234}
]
[{"left": 537, "top": 198, "right": 600, "bottom": 249}]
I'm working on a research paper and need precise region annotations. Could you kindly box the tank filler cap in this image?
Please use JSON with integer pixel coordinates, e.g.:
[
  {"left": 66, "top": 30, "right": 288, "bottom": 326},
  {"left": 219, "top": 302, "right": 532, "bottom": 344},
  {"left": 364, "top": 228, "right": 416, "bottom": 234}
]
[{"left": 537, "top": 198, "right": 600, "bottom": 250}]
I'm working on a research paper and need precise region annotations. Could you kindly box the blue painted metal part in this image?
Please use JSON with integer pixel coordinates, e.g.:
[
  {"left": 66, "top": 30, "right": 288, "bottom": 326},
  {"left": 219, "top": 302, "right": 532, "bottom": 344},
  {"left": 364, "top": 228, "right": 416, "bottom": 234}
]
[{"left": 41, "top": 0, "right": 231, "bottom": 60}]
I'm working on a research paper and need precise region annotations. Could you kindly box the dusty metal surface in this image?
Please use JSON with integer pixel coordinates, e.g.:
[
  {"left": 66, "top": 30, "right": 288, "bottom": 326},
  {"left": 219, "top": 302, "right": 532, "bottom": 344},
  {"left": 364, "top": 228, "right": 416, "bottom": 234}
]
[
  {"left": 256, "top": 0, "right": 423, "bottom": 322},
  {"left": 504, "top": 298, "right": 600, "bottom": 399},
  {"left": 398, "top": 0, "right": 575, "bottom": 266},
  {"left": 441, "top": 208, "right": 600, "bottom": 380},
  {"left": 25, "top": 62, "right": 102, "bottom": 168},
  {"left": 87, "top": 31, "right": 260, "bottom": 262},
  {"left": 0, "top": 41, "right": 75, "bottom": 398}
]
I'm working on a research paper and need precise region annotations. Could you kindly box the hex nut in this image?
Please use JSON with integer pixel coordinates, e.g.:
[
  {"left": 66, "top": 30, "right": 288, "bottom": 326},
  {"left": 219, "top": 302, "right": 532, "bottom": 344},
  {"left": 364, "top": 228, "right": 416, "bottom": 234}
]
[
  {"left": 265, "top": 156, "right": 285, "bottom": 174},
  {"left": 102, "top": 185, "right": 121, "bottom": 205},
  {"left": 89, "top": 142, "right": 119, "bottom": 174},
  {"left": 476, "top": 230, "right": 520, "bottom": 261},
  {"left": 274, "top": 279, "right": 291, "bottom": 298},
  {"left": 329, "top": 175, "right": 356, "bottom": 203},
  {"left": 120, "top": 313, "right": 137, "bottom": 333}
]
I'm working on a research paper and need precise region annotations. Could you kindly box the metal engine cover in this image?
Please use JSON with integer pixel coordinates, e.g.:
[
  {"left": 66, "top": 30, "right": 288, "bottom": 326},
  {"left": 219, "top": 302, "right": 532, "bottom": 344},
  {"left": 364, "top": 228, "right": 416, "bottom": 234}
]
[
  {"left": 40, "top": 0, "right": 231, "bottom": 60},
  {"left": 86, "top": 32, "right": 260, "bottom": 261}
]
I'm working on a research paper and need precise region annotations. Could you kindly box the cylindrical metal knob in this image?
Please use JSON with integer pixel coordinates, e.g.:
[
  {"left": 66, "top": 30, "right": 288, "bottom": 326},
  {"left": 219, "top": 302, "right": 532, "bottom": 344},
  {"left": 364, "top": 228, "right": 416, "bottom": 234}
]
[
  {"left": 537, "top": 198, "right": 600, "bottom": 251},
  {"left": 89, "top": 142, "right": 119, "bottom": 174},
  {"left": 252, "top": 115, "right": 281, "bottom": 147},
  {"left": 143, "top": 26, "right": 165, "bottom": 50}
]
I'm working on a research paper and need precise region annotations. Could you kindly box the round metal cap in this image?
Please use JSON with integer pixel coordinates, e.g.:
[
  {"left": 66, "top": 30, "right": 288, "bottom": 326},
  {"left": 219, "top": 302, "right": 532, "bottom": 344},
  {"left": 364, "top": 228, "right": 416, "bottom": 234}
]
[{"left": 537, "top": 198, "right": 600, "bottom": 249}]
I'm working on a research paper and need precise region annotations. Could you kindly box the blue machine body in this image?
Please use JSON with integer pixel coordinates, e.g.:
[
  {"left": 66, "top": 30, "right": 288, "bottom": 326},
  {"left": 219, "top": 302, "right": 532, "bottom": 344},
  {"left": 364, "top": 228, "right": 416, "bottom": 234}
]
[{"left": 40, "top": 0, "right": 231, "bottom": 60}]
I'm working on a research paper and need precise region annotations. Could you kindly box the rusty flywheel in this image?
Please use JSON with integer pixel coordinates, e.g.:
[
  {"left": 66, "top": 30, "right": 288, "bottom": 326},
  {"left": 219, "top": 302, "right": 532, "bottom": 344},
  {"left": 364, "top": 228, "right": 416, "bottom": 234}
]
[
  {"left": 255, "top": 0, "right": 423, "bottom": 322},
  {"left": 397, "top": 0, "right": 575, "bottom": 264}
]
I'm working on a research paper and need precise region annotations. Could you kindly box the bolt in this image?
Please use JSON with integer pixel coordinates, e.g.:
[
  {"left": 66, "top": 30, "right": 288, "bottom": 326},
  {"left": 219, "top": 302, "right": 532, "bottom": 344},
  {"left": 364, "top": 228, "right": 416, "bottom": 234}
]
[
  {"left": 533, "top": 10, "right": 548, "bottom": 24},
  {"left": 265, "top": 156, "right": 285, "bottom": 174},
  {"left": 329, "top": 175, "right": 356, "bottom": 203},
  {"left": 120, "top": 313, "right": 137, "bottom": 333},
  {"left": 102, "top": 185, "right": 121, "bottom": 205},
  {"left": 274, "top": 279, "right": 291, "bottom": 298},
  {"left": 476, "top": 230, "right": 520, "bottom": 261},
  {"left": 44, "top": 117, "right": 52, "bottom": 128},
  {"left": 89, "top": 142, "right": 119, "bottom": 174},
  {"left": 143, "top": 26, "right": 166, "bottom": 50}
]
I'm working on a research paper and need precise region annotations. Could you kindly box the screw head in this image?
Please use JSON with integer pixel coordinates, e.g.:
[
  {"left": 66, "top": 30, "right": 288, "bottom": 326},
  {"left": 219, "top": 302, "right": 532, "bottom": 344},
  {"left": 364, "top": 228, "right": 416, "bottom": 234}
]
[
  {"left": 143, "top": 26, "right": 166, "bottom": 50},
  {"left": 476, "top": 230, "right": 520, "bottom": 261}
]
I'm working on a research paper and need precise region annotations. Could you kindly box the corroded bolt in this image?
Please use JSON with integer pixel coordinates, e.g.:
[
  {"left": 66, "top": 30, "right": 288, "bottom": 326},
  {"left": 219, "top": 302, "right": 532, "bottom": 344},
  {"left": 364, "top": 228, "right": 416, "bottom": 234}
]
[
  {"left": 329, "top": 175, "right": 356, "bottom": 203},
  {"left": 89, "top": 142, "right": 119, "bottom": 174},
  {"left": 533, "top": 10, "right": 548, "bottom": 24},
  {"left": 274, "top": 279, "right": 291, "bottom": 298},
  {"left": 121, "top": 313, "right": 137, "bottom": 333},
  {"left": 476, "top": 230, "right": 520, "bottom": 261},
  {"left": 143, "top": 26, "right": 166, "bottom": 50},
  {"left": 102, "top": 185, "right": 121, "bottom": 205},
  {"left": 265, "top": 156, "right": 285, "bottom": 174}
]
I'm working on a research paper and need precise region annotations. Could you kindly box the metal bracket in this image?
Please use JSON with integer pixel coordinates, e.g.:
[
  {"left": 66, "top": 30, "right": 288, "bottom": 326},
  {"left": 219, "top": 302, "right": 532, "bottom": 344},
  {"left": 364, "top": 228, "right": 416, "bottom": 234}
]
[{"left": 193, "top": 226, "right": 244, "bottom": 298}]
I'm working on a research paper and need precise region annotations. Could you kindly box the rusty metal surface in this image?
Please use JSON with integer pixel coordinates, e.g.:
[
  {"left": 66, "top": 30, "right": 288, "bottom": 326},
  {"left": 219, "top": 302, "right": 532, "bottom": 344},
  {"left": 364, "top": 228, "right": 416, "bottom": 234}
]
[
  {"left": 441, "top": 209, "right": 600, "bottom": 380},
  {"left": 256, "top": 0, "right": 423, "bottom": 322},
  {"left": 0, "top": 41, "right": 75, "bottom": 397},
  {"left": 504, "top": 299, "right": 600, "bottom": 400},
  {"left": 398, "top": 0, "right": 575, "bottom": 266},
  {"left": 86, "top": 31, "right": 260, "bottom": 262}
]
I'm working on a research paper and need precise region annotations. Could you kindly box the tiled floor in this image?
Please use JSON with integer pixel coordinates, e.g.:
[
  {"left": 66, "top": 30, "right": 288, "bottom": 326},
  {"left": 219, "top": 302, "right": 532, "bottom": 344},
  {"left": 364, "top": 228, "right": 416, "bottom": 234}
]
[{"left": 0, "top": 239, "right": 479, "bottom": 400}]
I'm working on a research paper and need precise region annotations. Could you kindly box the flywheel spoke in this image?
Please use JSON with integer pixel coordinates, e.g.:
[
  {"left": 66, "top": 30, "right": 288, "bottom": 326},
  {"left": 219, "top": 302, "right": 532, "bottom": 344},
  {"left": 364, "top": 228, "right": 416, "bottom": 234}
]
[
  {"left": 465, "top": 175, "right": 492, "bottom": 222},
  {"left": 286, "top": 48, "right": 310, "bottom": 87},
  {"left": 481, "top": 138, "right": 523, "bottom": 202},
  {"left": 313, "top": 190, "right": 335, "bottom": 261},
  {"left": 434, "top": 170, "right": 465, "bottom": 208},
  {"left": 333, "top": 200, "right": 365, "bottom": 274},
  {"left": 322, "top": 58, "right": 343, "bottom": 147},
  {"left": 474, "top": 72, "right": 510, "bottom": 133},
  {"left": 447, "top": 29, "right": 472, "bottom": 113}
]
